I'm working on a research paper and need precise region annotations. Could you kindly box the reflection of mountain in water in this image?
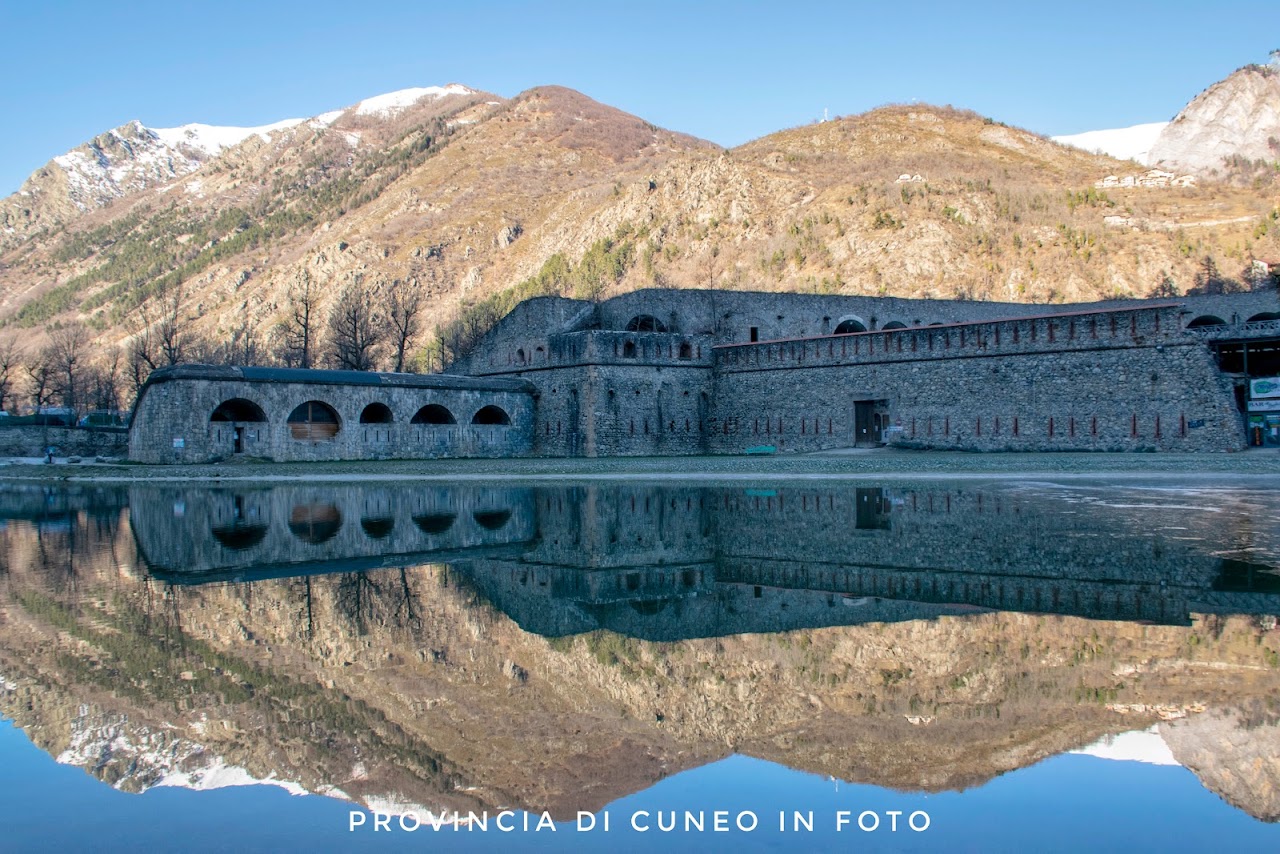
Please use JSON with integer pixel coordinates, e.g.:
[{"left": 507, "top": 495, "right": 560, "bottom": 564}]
[
  {"left": 137, "top": 483, "right": 1280, "bottom": 637},
  {"left": 1, "top": 481, "right": 1279, "bottom": 824}
]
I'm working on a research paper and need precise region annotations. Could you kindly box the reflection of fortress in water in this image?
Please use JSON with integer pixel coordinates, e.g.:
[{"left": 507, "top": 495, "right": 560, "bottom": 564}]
[{"left": 134, "top": 482, "right": 1280, "bottom": 638}]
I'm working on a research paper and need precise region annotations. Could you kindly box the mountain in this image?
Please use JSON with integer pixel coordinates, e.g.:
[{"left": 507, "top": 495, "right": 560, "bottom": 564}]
[
  {"left": 1147, "top": 63, "right": 1280, "bottom": 175},
  {"left": 1051, "top": 122, "right": 1168, "bottom": 164},
  {"left": 0, "top": 79, "right": 1276, "bottom": 381},
  {"left": 0, "top": 84, "right": 487, "bottom": 250}
]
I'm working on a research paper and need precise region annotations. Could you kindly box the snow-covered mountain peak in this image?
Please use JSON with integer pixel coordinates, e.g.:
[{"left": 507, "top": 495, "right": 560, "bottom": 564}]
[
  {"left": 354, "top": 83, "right": 475, "bottom": 117},
  {"left": 7, "top": 81, "right": 483, "bottom": 230},
  {"left": 150, "top": 117, "right": 307, "bottom": 157}
]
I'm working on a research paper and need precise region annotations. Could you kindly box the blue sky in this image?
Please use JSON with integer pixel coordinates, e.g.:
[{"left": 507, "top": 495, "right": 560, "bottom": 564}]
[{"left": 1, "top": 1, "right": 1277, "bottom": 195}]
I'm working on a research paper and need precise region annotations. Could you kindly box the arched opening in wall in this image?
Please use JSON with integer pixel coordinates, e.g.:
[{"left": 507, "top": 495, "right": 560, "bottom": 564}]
[
  {"left": 474, "top": 509, "right": 511, "bottom": 530},
  {"left": 288, "top": 503, "right": 342, "bottom": 544},
  {"left": 472, "top": 405, "right": 511, "bottom": 426},
  {"left": 678, "top": 342, "right": 693, "bottom": 360},
  {"left": 630, "top": 599, "right": 668, "bottom": 617},
  {"left": 359, "top": 403, "right": 393, "bottom": 424},
  {"left": 625, "top": 315, "right": 667, "bottom": 332},
  {"left": 411, "top": 404, "right": 456, "bottom": 425},
  {"left": 413, "top": 512, "right": 455, "bottom": 535},
  {"left": 535, "top": 346, "right": 546, "bottom": 361},
  {"left": 882, "top": 320, "right": 908, "bottom": 330},
  {"left": 516, "top": 348, "right": 526, "bottom": 365},
  {"left": 1248, "top": 312, "right": 1280, "bottom": 323},
  {"left": 834, "top": 316, "right": 867, "bottom": 335},
  {"left": 210, "top": 398, "right": 267, "bottom": 423},
  {"left": 287, "top": 401, "right": 341, "bottom": 440},
  {"left": 622, "top": 340, "right": 637, "bottom": 358},
  {"left": 211, "top": 521, "right": 268, "bottom": 551},
  {"left": 1187, "top": 315, "right": 1227, "bottom": 328},
  {"left": 360, "top": 516, "right": 395, "bottom": 539}
]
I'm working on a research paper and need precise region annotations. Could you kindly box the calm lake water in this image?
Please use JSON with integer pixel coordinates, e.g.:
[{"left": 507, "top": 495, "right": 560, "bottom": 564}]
[{"left": 1, "top": 477, "right": 1278, "bottom": 852}]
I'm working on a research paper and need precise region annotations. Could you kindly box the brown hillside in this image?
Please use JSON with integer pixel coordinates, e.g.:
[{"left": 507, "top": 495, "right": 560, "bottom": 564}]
[{"left": 0, "top": 90, "right": 1276, "bottom": 403}]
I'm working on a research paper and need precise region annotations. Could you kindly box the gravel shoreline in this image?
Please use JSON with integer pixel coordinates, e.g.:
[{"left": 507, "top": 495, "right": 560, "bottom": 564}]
[{"left": 2, "top": 448, "right": 1279, "bottom": 484}]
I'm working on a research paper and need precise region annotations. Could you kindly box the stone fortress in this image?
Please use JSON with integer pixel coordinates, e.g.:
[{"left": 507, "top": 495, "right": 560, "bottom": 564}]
[
  {"left": 130, "top": 482, "right": 1280, "bottom": 636},
  {"left": 127, "top": 288, "right": 1280, "bottom": 462}
]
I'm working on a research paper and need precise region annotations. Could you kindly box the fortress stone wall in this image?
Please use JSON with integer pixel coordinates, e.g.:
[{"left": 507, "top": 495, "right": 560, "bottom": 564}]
[
  {"left": 127, "top": 288, "right": 1277, "bottom": 461},
  {"left": 131, "top": 482, "right": 1280, "bottom": 635},
  {"left": 129, "top": 364, "right": 534, "bottom": 464},
  {"left": 447, "top": 288, "right": 1271, "bottom": 456}
]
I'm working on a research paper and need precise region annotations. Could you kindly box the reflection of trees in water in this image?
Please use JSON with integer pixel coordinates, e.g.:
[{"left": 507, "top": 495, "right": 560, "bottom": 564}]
[
  {"left": 8, "top": 505, "right": 131, "bottom": 598},
  {"left": 337, "top": 572, "right": 377, "bottom": 636},
  {"left": 334, "top": 569, "right": 423, "bottom": 637},
  {"left": 291, "top": 576, "right": 316, "bottom": 641}
]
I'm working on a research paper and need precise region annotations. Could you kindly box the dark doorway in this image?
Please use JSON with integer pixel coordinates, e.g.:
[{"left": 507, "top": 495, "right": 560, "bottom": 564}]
[
  {"left": 855, "top": 488, "right": 890, "bottom": 530},
  {"left": 233, "top": 427, "right": 244, "bottom": 454},
  {"left": 853, "top": 400, "right": 885, "bottom": 447}
]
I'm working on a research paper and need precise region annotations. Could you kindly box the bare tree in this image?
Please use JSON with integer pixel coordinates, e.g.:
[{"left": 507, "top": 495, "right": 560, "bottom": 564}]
[
  {"left": 25, "top": 350, "right": 54, "bottom": 412},
  {"left": 387, "top": 276, "right": 426, "bottom": 372},
  {"left": 152, "top": 282, "right": 191, "bottom": 367},
  {"left": 0, "top": 337, "right": 23, "bottom": 413},
  {"left": 327, "top": 278, "right": 383, "bottom": 371},
  {"left": 86, "top": 349, "right": 124, "bottom": 413},
  {"left": 47, "top": 322, "right": 90, "bottom": 414},
  {"left": 276, "top": 269, "right": 320, "bottom": 368},
  {"left": 228, "top": 318, "right": 263, "bottom": 366},
  {"left": 127, "top": 323, "right": 160, "bottom": 401}
]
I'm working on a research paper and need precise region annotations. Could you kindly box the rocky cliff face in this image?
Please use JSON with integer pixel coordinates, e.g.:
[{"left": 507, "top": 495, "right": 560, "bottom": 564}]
[
  {"left": 1148, "top": 65, "right": 1280, "bottom": 175},
  {"left": 1162, "top": 704, "right": 1280, "bottom": 821}
]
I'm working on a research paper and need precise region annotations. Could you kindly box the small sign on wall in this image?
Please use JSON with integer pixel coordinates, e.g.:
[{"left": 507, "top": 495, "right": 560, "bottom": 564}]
[
  {"left": 1247, "top": 400, "right": 1280, "bottom": 412},
  {"left": 1251, "top": 377, "right": 1280, "bottom": 399},
  {"left": 172, "top": 438, "right": 185, "bottom": 449}
]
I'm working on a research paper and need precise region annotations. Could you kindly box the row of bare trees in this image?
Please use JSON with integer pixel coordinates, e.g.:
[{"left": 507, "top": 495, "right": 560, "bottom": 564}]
[
  {"left": 0, "top": 323, "right": 124, "bottom": 417},
  {"left": 272, "top": 270, "right": 427, "bottom": 372},
  {"left": 0, "top": 271, "right": 438, "bottom": 418}
]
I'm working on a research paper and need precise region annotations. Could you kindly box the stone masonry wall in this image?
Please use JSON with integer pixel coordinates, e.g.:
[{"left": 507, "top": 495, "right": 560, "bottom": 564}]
[
  {"left": 0, "top": 426, "right": 128, "bottom": 459},
  {"left": 129, "top": 377, "right": 534, "bottom": 464},
  {"left": 710, "top": 305, "right": 1243, "bottom": 452}
]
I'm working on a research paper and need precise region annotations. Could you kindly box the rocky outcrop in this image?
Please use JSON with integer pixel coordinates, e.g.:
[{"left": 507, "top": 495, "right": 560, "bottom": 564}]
[
  {"left": 1162, "top": 705, "right": 1280, "bottom": 822},
  {"left": 1148, "top": 65, "right": 1280, "bottom": 175}
]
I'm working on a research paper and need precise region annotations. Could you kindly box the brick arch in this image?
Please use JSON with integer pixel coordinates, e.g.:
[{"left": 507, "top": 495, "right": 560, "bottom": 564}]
[
  {"left": 288, "top": 503, "right": 342, "bottom": 544},
  {"left": 411, "top": 404, "right": 456, "bottom": 425},
  {"left": 1186, "top": 315, "right": 1227, "bottom": 328},
  {"left": 210, "top": 398, "right": 267, "bottom": 423},
  {"left": 287, "top": 400, "right": 341, "bottom": 440},
  {"left": 359, "top": 402, "right": 393, "bottom": 424},
  {"left": 834, "top": 315, "right": 867, "bottom": 335},
  {"left": 472, "top": 405, "right": 511, "bottom": 426}
]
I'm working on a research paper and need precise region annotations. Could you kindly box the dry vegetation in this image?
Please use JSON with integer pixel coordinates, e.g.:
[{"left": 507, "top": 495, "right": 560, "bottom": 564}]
[{"left": 0, "top": 90, "right": 1277, "bottom": 410}]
